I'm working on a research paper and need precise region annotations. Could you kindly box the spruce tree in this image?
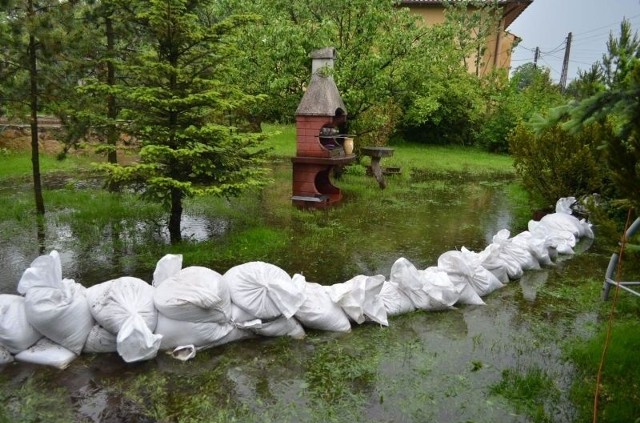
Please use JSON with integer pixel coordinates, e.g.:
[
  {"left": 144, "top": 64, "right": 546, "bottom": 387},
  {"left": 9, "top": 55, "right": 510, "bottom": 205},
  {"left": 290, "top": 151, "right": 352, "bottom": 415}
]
[{"left": 100, "top": 0, "right": 269, "bottom": 243}]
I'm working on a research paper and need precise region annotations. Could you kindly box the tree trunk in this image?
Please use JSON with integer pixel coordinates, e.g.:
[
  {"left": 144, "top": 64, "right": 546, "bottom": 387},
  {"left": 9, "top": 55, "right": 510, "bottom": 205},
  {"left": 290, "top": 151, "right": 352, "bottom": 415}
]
[
  {"left": 168, "top": 188, "right": 183, "bottom": 244},
  {"left": 36, "top": 216, "right": 46, "bottom": 255},
  {"left": 28, "top": 1, "right": 45, "bottom": 216},
  {"left": 105, "top": 15, "right": 118, "bottom": 165}
]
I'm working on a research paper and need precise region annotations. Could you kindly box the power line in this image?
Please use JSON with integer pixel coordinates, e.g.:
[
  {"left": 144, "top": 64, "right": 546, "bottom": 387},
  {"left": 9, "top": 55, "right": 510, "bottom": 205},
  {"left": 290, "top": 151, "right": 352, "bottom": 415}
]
[{"left": 573, "top": 12, "right": 640, "bottom": 37}]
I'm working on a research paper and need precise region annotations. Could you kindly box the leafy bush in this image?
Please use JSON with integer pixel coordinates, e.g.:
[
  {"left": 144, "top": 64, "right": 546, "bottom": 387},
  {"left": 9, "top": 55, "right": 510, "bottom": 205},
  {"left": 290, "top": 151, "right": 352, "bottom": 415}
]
[
  {"left": 509, "top": 122, "right": 612, "bottom": 204},
  {"left": 400, "top": 70, "right": 484, "bottom": 146},
  {"left": 477, "top": 65, "right": 565, "bottom": 153}
]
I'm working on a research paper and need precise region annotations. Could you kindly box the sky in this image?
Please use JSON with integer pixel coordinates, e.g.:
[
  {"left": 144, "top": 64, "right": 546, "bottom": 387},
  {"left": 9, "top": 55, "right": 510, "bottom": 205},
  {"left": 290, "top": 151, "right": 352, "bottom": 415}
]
[{"left": 508, "top": 0, "right": 640, "bottom": 83}]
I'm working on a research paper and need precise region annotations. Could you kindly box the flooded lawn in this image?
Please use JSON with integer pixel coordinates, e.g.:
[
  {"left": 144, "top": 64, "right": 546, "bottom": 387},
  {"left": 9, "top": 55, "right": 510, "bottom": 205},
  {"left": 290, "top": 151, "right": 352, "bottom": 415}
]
[{"left": 0, "top": 166, "right": 614, "bottom": 422}]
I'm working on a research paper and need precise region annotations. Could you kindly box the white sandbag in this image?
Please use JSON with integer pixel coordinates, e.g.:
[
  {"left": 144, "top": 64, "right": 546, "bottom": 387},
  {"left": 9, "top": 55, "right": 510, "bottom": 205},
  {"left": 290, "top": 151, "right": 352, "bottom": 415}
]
[
  {"left": 86, "top": 276, "right": 157, "bottom": 334},
  {"left": 555, "top": 197, "right": 576, "bottom": 214},
  {"left": 423, "top": 265, "right": 484, "bottom": 306},
  {"left": 83, "top": 325, "right": 117, "bottom": 353},
  {"left": 438, "top": 249, "right": 504, "bottom": 297},
  {"left": 492, "top": 229, "right": 540, "bottom": 271},
  {"left": 223, "top": 262, "right": 304, "bottom": 319},
  {"left": 252, "top": 316, "right": 305, "bottom": 339},
  {"left": 16, "top": 250, "right": 62, "bottom": 294},
  {"left": 528, "top": 220, "right": 576, "bottom": 255},
  {"left": 511, "top": 231, "right": 554, "bottom": 266},
  {"left": 0, "top": 294, "right": 42, "bottom": 354},
  {"left": 325, "top": 274, "right": 388, "bottom": 326},
  {"left": 0, "top": 346, "right": 13, "bottom": 365},
  {"left": 154, "top": 266, "right": 231, "bottom": 323},
  {"left": 205, "top": 327, "right": 255, "bottom": 349},
  {"left": 155, "top": 313, "right": 235, "bottom": 350},
  {"left": 117, "top": 314, "right": 162, "bottom": 363},
  {"left": 291, "top": 274, "right": 351, "bottom": 332},
  {"left": 378, "top": 281, "right": 415, "bottom": 316},
  {"left": 15, "top": 338, "right": 77, "bottom": 369},
  {"left": 479, "top": 236, "right": 524, "bottom": 280},
  {"left": 229, "top": 304, "right": 305, "bottom": 339},
  {"left": 18, "top": 251, "right": 94, "bottom": 355},
  {"left": 475, "top": 243, "right": 510, "bottom": 283},
  {"left": 541, "top": 213, "right": 593, "bottom": 239},
  {"left": 390, "top": 257, "right": 458, "bottom": 311},
  {"left": 554, "top": 196, "right": 594, "bottom": 238},
  {"left": 152, "top": 254, "right": 183, "bottom": 286},
  {"left": 23, "top": 279, "right": 94, "bottom": 355}
]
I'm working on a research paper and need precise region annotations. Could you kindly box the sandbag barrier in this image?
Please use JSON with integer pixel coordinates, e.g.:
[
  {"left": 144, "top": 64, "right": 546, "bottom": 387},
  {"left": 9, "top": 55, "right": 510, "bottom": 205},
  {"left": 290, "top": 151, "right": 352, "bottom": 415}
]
[{"left": 0, "top": 197, "right": 594, "bottom": 369}]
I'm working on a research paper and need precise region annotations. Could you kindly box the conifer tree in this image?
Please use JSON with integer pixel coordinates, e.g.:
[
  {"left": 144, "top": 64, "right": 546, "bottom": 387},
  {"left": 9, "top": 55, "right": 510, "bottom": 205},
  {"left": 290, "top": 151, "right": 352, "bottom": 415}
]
[
  {"left": 0, "top": 0, "right": 77, "bottom": 215},
  {"left": 100, "top": 0, "right": 269, "bottom": 243}
]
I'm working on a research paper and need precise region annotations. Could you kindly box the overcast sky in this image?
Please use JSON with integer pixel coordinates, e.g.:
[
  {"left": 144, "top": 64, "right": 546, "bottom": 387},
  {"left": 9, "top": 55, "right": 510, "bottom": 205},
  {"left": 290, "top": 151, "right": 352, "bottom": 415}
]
[{"left": 508, "top": 0, "right": 640, "bottom": 83}]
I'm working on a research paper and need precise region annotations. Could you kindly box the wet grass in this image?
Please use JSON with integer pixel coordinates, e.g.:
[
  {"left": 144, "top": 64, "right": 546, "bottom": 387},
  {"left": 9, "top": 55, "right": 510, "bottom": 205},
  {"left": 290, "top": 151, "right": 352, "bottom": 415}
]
[
  {"left": 491, "top": 367, "right": 560, "bottom": 423},
  {"left": 1, "top": 127, "right": 640, "bottom": 422},
  {"left": 493, "top": 263, "right": 640, "bottom": 423},
  {"left": 569, "top": 321, "right": 640, "bottom": 423},
  {"left": 0, "top": 376, "right": 74, "bottom": 423},
  {"left": 0, "top": 148, "right": 96, "bottom": 179}
]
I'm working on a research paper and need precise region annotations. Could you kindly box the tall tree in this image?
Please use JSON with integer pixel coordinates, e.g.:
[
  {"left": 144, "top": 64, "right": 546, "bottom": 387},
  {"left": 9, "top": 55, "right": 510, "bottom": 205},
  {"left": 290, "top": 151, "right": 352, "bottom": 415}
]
[
  {"left": 221, "top": 0, "right": 428, "bottom": 145},
  {"left": 537, "top": 19, "right": 640, "bottom": 208},
  {"left": 100, "top": 0, "right": 269, "bottom": 243},
  {"left": 0, "top": 0, "right": 76, "bottom": 215},
  {"left": 62, "top": 0, "right": 140, "bottom": 165}
]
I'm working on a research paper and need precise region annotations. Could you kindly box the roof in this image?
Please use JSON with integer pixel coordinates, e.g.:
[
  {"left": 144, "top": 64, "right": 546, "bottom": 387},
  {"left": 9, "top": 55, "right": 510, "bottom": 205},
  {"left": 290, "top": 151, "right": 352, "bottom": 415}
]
[
  {"left": 400, "top": 0, "right": 532, "bottom": 28},
  {"left": 295, "top": 74, "right": 347, "bottom": 116}
]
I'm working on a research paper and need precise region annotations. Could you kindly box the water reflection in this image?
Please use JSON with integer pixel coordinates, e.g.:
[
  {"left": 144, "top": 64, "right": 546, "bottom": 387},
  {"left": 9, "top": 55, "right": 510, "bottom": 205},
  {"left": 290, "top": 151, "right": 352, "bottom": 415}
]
[
  {"left": 0, "top": 174, "right": 614, "bottom": 423},
  {"left": 519, "top": 270, "right": 550, "bottom": 302}
]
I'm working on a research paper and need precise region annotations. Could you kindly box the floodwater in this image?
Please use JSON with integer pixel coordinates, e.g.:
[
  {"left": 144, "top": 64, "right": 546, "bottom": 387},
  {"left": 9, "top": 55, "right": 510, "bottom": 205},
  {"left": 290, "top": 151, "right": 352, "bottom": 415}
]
[{"left": 0, "top": 170, "right": 613, "bottom": 422}]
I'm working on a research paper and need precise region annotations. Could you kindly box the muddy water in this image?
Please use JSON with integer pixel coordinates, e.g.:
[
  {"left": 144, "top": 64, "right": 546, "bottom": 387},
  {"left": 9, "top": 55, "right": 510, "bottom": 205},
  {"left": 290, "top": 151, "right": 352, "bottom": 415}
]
[{"left": 0, "top": 175, "right": 612, "bottom": 422}]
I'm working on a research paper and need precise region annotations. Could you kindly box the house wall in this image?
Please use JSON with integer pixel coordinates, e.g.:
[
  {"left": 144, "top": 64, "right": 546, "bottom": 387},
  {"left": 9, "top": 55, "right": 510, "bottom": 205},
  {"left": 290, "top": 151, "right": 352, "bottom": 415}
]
[{"left": 405, "top": 4, "right": 517, "bottom": 76}]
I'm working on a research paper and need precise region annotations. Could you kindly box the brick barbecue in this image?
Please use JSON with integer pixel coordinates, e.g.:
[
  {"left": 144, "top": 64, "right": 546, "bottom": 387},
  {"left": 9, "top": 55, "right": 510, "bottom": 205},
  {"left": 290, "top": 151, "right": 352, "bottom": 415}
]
[{"left": 291, "top": 47, "right": 356, "bottom": 208}]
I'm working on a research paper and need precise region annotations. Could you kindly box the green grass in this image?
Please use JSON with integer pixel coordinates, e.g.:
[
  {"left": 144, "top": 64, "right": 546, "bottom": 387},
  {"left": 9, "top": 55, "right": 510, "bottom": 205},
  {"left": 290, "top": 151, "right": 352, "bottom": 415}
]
[
  {"left": 569, "top": 319, "right": 640, "bottom": 422},
  {"left": 383, "top": 142, "right": 514, "bottom": 175},
  {"left": 262, "top": 123, "right": 515, "bottom": 177},
  {"left": 490, "top": 367, "right": 559, "bottom": 423},
  {"left": 0, "top": 150, "right": 96, "bottom": 179},
  {"left": 263, "top": 123, "right": 296, "bottom": 157},
  {"left": 4, "top": 124, "right": 639, "bottom": 422}
]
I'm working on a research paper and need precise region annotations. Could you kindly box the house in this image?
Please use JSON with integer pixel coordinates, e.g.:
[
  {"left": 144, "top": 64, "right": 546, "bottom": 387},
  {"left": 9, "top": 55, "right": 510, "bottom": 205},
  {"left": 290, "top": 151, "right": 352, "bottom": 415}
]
[{"left": 400, "top": 0, "right": 532, "bottom": 76}]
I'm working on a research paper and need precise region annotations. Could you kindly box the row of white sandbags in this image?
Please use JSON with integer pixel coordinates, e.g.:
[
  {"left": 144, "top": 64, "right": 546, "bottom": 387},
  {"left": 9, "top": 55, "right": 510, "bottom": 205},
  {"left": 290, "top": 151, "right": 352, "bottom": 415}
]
[
  {"left": 0, "top": 252, "right": 389, "bottom": 368},
  {"left": 0, "top": 197, "right": 593, "bottom": 368}
]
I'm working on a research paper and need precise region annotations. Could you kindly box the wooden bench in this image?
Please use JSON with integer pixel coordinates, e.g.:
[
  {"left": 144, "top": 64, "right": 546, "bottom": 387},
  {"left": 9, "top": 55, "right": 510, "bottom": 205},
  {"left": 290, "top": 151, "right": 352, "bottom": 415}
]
[{"left": 361, "top": 147, "right": 395, "bottom": 189}]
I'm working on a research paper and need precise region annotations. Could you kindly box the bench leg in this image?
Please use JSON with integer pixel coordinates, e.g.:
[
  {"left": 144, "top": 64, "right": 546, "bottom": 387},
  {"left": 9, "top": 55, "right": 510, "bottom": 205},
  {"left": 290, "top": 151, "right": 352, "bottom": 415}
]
[{"left": 370, "top": 158, "right": 387, "bottom": 189}]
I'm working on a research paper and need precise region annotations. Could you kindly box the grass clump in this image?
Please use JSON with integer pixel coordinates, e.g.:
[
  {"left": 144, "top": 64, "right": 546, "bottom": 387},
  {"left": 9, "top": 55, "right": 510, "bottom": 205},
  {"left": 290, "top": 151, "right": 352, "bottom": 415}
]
[
  {"left": 569, "top": 320, "right": 640, "bottom": 422},
  {"left": 0, "top": 377, "right": 74, "bottom": 423},
  {"left": 490, "top": 367, "right": 560, "bottom": 423}
]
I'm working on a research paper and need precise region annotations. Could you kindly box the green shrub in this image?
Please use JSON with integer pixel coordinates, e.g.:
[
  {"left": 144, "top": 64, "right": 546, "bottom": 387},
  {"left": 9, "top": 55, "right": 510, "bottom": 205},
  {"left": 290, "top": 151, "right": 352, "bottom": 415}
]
[
  {"left": 509, "top": 122, "right": 612, "bottom": 204},
  {"left": 477, "top": 65, "right": 565, "bottom": 153}
]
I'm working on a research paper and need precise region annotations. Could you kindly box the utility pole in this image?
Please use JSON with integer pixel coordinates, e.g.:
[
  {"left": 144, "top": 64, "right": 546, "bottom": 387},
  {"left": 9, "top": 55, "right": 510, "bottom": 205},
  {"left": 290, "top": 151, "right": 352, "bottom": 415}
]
[
  {"left": 559, "top": 32, "right": 572, "bottom": 90},
  {"left": 533, "top": 46, "right": 539, "bottom": 68}
]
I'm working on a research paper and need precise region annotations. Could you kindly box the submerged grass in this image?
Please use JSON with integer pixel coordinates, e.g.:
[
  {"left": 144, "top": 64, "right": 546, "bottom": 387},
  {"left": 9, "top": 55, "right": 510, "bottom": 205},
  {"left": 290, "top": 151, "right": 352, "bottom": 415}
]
[
  {"left": 2, "top": 125, "right": 640, "bottom": 422},
  {"left": 491, "top": 367, "right": 560, "bottom": 423}
]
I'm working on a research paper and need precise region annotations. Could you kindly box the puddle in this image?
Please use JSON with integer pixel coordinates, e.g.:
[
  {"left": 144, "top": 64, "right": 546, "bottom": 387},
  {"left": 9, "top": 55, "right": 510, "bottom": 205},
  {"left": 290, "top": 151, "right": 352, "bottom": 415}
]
[{"left": 0, "top": 172, "right": 613, "bottom": 422}]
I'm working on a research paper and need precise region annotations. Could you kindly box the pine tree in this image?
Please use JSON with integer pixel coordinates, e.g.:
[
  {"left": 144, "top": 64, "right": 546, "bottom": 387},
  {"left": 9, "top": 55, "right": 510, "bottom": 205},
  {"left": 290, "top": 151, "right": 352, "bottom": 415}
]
[
  {"left": 0, "top": 0, "right": 78, "bottom": 216},
  {"left": 99, "top": 0, "right": 269, "bottom": 243},
  {"left": 64, "top": 0, "right": 140, "bottom": 165}
]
